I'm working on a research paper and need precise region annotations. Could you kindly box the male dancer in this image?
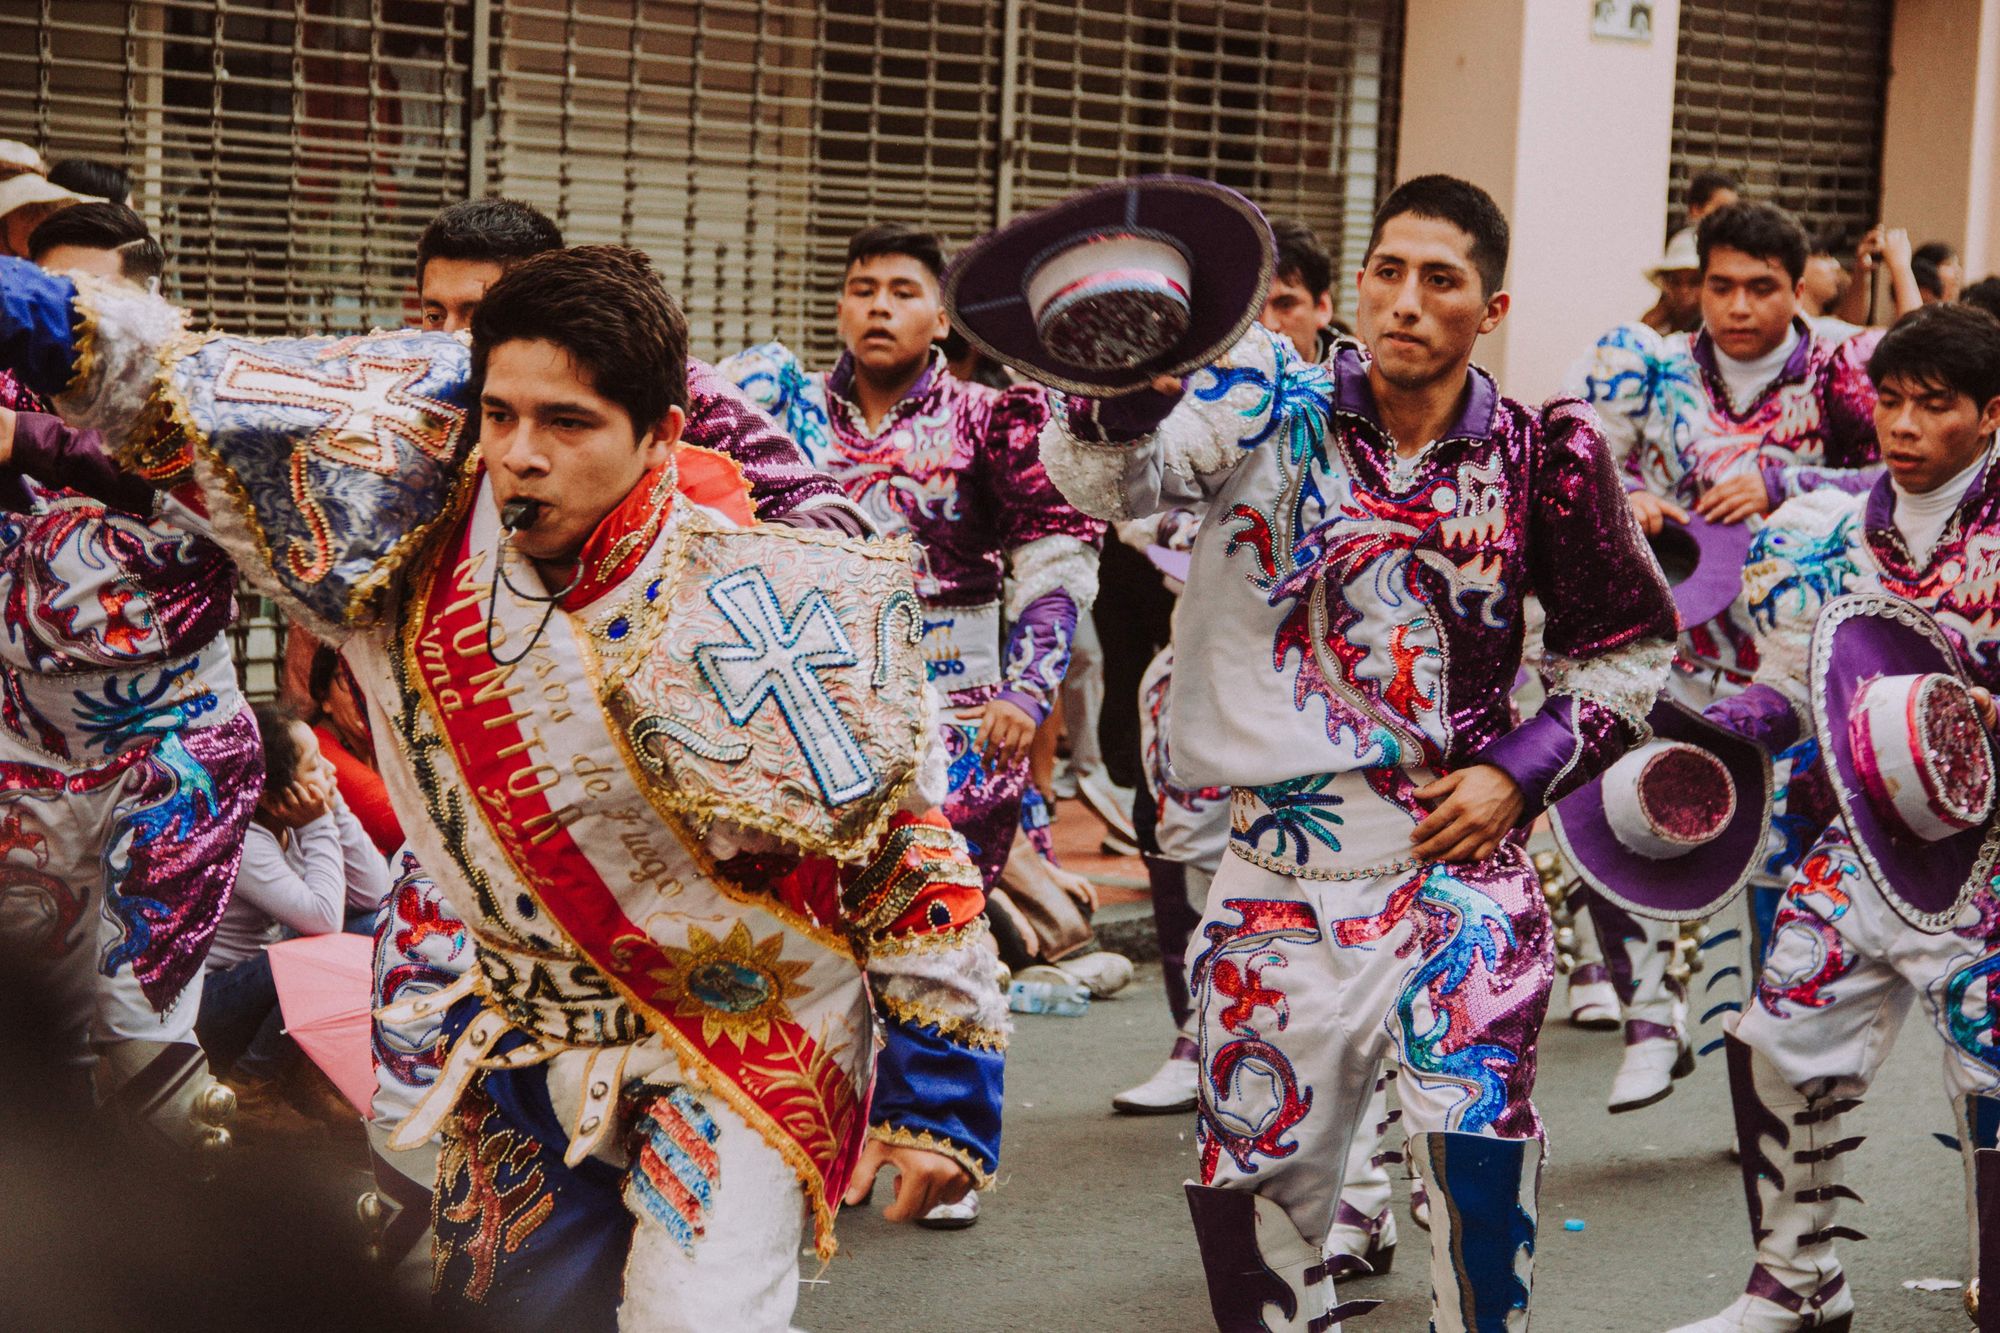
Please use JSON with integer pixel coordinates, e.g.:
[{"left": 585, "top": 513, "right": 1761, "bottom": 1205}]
[
  {"left": 0, "top": 403, "right": 257, "bottom": 1140},
  {"left": 718, "top": 224, "right": 1104, "bottom": 895},
  {"left": 2, "top": 248, "right": 1003, "bottom": 1330},
  {"left": 1669, "top": 302, "right": 2000, "bottom": 1330},
  {"left": 1566, "top": 201, "right": 1884, "bottom": 1111},
  {"left": 1039, "top": 174, "right": 1678, "bottom": 1330}
]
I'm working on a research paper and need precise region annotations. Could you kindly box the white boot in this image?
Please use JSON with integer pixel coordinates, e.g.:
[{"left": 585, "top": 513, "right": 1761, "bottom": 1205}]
[
  {"left": 1668, "top": 1035, "right": 1858, "bottom": 1331},
  {"left": 1112, "top": 1051, "right": 1198, "bottom": 1115},
  {"left": 1185, "top": 1184, "right": 1377, "bottom": 1332},
  {"left": 1565, "top": 965, "right": 1621, "bottom": 1031},
  {"left": 1609, "top": 1021, "right": 1694, "bottom": 1113}
]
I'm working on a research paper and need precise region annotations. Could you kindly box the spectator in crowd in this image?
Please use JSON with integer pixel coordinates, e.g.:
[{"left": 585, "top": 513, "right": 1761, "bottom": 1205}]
[
  {"left": 46, "top": 157, "right": 131, "bottom": 208},
  {"left": 196, "top": 701, "right": 389, "bottom": 1124},
  {"left": 1799, "top": 231, "right": 1852, "bottom": 322},
  {"left": 26, "top": 201, "right": 162, "bottom": 287},
  {"left": 1963, "top": 274, "right": 2000, "bottom": 323},
  {"left": 415, "top": 196, "right": 563, "bottom": 333},
  {"left": 1835, "top": 224, "right": 1926, "bottom": 325},
  {"left": 1684, "top": 169, "right": 1740, "bottom": 226},
  {"left": 1639, "top": 227, "right": 1702, "bottom": 335},
  {"left": 1912, "top": 239, "right": 1964, "bottom": 304},
  {"left": 0, "top": 172, "right": 86, "bottom": 259}
]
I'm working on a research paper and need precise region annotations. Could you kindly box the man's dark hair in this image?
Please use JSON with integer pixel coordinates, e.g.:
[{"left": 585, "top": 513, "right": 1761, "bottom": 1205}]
[
  {"left": 1914, "top": 258, "right": 1945, "bottom": 302},
  {"left": 253, "top": 700, "right": 311, "bottom": 793},
  {"left": 471, "top": 245, "right": 689, "bottom": 435},
  {"left": 845, "top": 223, "right": 944, "bottom": 281},
  {"left": 1686, "top": 170, "right": 1738, "bottom": 214},
  {"left": 1367, "top": 174, "right": 1509, "bottom": 295},
  {"left": 416, "top": 198, "right": 563, "bottom": 284},
  {"left": 1696, "top": 202, "right": 1808, "bottom": 283},
  {"left": 1270, "top": 217, "right": 1333, "bottom": 300},
  {"left": 47, "top": 158, "right": 130, "bottom": 205},
  {"left": 26, "top": 201, "right": 164, "bottom": 283},
  {"left": 1962, "top": 276, "right": 2000, "bottom": 324},
  {"left": 1867, "top": 302, "right": 2000, "bottom": 409},
  {"left": 1914, "top": 241, "right": 1958, "bottom": 269}
]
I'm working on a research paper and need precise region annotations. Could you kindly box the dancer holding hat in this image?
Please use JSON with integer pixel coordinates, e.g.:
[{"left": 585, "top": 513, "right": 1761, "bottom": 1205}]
[
  {"left": 1668, "top": 303, "right": 2000, "bottom": 1331},
  {"left": 960, "top": 173, "right": 1677, "bottom": 1331},
  {"left": 1565, "top": 201, "right": 1888, "bottom": 1113}
]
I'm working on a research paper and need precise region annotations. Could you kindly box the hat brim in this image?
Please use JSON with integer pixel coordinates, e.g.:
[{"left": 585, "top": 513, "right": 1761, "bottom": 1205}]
[
  {"left": 1550, "top": 696, "right": 1773, "bottom": 921},
  {"left": 942, "top": 176, "right": 1274, "bottom": 396},
  {"left": 1810, "top": 592, "right": 1998, "bottom": 932},
  {"left": 1650, "top": 511, "right": 1754, "bottom": 631}
]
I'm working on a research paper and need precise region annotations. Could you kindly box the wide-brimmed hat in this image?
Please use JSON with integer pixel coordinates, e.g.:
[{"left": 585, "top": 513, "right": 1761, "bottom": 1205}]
[
  {"left": 1649, "top": 509, "right": 1754, "bottom": 630},
  {"left": 1810, "top": 592, "right": 2000, "bottom": 932},
  {"left": 942, "top": 175, "right": 1273, "bottom": 396},
  {"left": 0, "top": 173, "right": 86, "bottom": 220},
  {"left": 1550, "top": 696, "right": 1773, "bottom": 921},
  {"left": 1645, "top": 227, "right": 1700, "bottom": 284}
]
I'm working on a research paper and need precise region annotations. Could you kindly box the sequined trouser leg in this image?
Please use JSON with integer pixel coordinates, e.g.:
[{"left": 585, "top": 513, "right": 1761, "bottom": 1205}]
[
  {"left": 1726, "top": 826, "right": 2000, "bottom": 1306},
  {"left": 1187, "top": 841, "right": 1550, "bottom": 1327}
]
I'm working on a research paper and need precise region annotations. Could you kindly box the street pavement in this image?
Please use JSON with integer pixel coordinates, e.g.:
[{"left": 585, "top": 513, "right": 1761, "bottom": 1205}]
[{"left": 800, "top": 960, "right": 1971, "bottom": 1333}]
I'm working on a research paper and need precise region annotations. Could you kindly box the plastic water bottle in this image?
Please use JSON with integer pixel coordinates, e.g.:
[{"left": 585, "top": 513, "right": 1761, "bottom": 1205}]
[{"left": 1007, "top": 978, "right": 1090, "bottom": 1017}]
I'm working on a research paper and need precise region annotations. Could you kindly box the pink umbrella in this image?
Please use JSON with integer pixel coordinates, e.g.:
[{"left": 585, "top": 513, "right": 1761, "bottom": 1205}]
[{"left": 268, "top": 932, "right": 375, "bottom": 1119}]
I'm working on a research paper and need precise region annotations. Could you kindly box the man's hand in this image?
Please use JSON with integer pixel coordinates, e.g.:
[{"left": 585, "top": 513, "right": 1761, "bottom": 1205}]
[
  {"left": 1974, "top": 687, "right": 1998, "bottom": 733},
  {"left": 958, "top": 698, "right": 1037, "bottom": 769},
  {"left": 1695, "top": 472, "right": 1771, "bottom": 524},
  {"left": 263, "top": 778, "right": 332, "bottom": 829},
  {"left": 1410, "top": 765, "right": 1526, "bottom": 864},
  {"left": 1626, "top": 490, "right": 1688, "bottom": 536},
  {"left": 842, "top": 1139, "right": 973, "bottom": 1222}
]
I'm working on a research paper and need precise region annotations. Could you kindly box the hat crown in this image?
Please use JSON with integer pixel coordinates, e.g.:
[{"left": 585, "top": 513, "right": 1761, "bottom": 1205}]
[
  {"left": 1849, "top": 671, "right": 1996, "bottom": 843},
  {"left": 1602, "top": 739, "right": 1737, "bottom": 860},
  {"left": 1027, "top": 231, "right": 1192, "bottom": 372}
]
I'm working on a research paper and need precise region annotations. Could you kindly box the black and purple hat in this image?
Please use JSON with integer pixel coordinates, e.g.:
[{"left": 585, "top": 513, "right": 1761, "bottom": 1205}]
[
  {"left": 1648, "top": 510, "right": 1754, "bottom": 630},
  {"left": 1810, "top": 592, "right": 2000, "bottom": 932},
  {"left": 1550, "top": 696, "right": 1773, "bottom": 921},
  {"left": 941, "top": 176, "right": 1274, "bottom": 397}
]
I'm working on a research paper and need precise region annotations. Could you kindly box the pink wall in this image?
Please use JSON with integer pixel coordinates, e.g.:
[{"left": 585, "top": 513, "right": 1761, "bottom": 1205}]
[
  {"left": 1398, "top": 0, "right": 1683, "bottom": 402},
  {"left": 1878, "top": 0, "right": 2000, "bottom": 279}
]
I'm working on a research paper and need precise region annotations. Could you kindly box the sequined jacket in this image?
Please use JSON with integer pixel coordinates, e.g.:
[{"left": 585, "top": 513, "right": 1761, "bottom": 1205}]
[
  {"left": 718, "top": 342, "right": 1104, "bottom": 721},
  {"left": 1040, "top": 327, "right": 1679, "bottom": 815},
  {"left": 0, "top": 258, "right": 1005, "bottom": 1253},
  {"left": 0, "top": 412, "right": 262, "bottom": 1032},
  {"left": 1717, "top": 463, "right": 2000, "bottom": 753}
]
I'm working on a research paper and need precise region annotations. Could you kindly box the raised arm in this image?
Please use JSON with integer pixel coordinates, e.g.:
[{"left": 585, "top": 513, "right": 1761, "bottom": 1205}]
[{"left": 1037, "top": 322, "right": 1330, "bottom": 522}]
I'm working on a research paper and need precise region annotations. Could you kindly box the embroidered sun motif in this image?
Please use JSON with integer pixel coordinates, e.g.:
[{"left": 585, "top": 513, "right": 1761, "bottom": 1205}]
[{"left": 651, "top": 921, "right": 812, "bottom": 1048}]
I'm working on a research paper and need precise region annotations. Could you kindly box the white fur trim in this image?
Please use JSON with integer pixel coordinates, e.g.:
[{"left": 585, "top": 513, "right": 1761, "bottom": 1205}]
[
  {"left": 1039, "top": 414, "right": 1144, "bottom": 521},
  {"left": 1004, "top": 534, "right": 1099, "bottom": 619},
  {"left": 54, "top": 272, "right": 186, "bottom": 448},
  {"left": 902, "top": 684, "right": 953, "bottom": 813},
  {"left": 870, "top": 921, "right": 1012, "bottom": 1049}
]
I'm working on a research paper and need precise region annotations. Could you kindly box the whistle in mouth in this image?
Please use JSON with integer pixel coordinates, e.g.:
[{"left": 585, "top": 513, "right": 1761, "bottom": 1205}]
[{"left": 501, "top": 498, "right": 543, "bottom": 532}]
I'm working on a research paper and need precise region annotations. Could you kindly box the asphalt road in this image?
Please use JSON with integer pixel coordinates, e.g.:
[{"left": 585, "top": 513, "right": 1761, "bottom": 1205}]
[{"left": 800, "top": 961, "right": 1972, "bottom": 1333}]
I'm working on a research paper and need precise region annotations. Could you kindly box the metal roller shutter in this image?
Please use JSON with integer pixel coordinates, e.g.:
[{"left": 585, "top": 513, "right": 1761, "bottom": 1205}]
[
  {"left": 1669, "top": 0, "right": 1892, "bottom": 248},
  {"left": 12, "top": 0, "right": 1402, "bottom": 693}
]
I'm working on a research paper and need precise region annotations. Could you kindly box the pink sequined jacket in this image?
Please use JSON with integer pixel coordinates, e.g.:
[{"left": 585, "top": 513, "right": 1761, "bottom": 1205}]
[{"left": 1040, "top": 328, "right": 1678, "bottom": 815}]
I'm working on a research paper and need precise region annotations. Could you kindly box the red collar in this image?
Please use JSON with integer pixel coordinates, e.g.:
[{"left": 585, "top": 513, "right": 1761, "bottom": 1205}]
[{"left": 559, "top": 446, "right": 757, "bottom": 610}]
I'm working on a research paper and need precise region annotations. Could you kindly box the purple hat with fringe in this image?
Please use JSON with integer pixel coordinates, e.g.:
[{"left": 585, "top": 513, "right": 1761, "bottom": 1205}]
[
  {"left": 1550, "top": 696, "right": 1772, "bottom": 921},
  {"left": 941, "top": 176, "right": 1274, "bottom": 397},
  {"left": 1649, "top": 510, "right": 1754, "bottom": 630},
  {"left": 1810, "top": 592, "right": 1999, "bottom": 932}
]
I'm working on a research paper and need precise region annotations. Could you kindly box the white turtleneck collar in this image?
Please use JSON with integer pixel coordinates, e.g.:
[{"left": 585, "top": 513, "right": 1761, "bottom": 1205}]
[
  {"left": 1712, "top": 325, "right": 1801, "bottom": 413},
  {"left": 1893, "top": 446, "right": 1991, "bottom": 564}
]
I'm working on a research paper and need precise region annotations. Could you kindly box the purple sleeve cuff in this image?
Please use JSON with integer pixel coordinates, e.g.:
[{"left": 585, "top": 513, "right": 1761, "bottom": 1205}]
[
  {"left": 11, "top": 411, "right": 153, "bottom": 513},
  {"left": 1760, "top": 456, "right": 1884, "bottom": 506},
  {"left": 1062, "top": 384, "right": 1183, "bottom": 444},
  {"left": 1702, "top": 683, "right": 1801, "bottom": 752},
  {"left": 1474, "top": 694, "right": 1637, "bottom": 819},
  {"left": 999, "top": 588, "right": 1079, "bottom": 719}
]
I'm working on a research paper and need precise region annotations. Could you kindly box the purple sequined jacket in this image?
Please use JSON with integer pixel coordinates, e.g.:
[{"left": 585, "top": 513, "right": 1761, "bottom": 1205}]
[
  {"left": 1041, "top": 328, "right": 1678, "bottom": 815},
  {"left": 718, "top": 343, "right": 1105, "bottom": 723}
]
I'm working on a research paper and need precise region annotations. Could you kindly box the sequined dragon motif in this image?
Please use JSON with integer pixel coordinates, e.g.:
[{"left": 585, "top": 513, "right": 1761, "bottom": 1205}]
[{"left": 1191, "top": 898, "right": 1322, "bottom": 1179}]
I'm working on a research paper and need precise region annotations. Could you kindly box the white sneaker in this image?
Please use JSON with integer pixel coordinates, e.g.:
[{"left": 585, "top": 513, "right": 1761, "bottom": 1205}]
[
  {"left": 1077, "top": 769, "right": 1137, "bottom": 841},
  {"left": 1608, "top": 1032, "right": 1695, "bottom": 1113},
  {"left": 1567, "top": 977, "right": 1621, "bottom": 1030},
  {"left": 1112, "top": 1055, "right": 1198, "bottom": 1115},
  {"left": 916, "top": 1188, "right": 979, "bottom": 1230},
  {"left": 1054, "top": 950, "right": 1134, "bottom": 998}
]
